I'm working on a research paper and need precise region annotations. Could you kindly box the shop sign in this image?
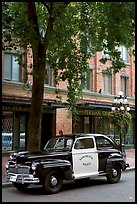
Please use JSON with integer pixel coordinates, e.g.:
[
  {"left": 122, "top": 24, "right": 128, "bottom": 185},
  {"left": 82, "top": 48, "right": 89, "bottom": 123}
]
[
  {"left": 2, "top": 105, "right": 55, "bottom": 113},
  {"left": 2, "top": 106, "right": 30, "bottom": 112},
  {"left": 77, "top": 109, "right": 110, "bottom": 116}
]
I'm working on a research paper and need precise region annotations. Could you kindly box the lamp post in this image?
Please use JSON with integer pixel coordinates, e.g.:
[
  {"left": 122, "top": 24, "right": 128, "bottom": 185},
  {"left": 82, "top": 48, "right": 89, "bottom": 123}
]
[{"left": 111, "top": 91, "right": 130, "bottom": 157}]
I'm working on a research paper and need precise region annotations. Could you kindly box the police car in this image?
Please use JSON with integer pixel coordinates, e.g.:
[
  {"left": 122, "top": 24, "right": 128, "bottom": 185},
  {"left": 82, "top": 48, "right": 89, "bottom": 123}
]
[{"left": 6, "top": 133, "right": 129, "bottom": 194}]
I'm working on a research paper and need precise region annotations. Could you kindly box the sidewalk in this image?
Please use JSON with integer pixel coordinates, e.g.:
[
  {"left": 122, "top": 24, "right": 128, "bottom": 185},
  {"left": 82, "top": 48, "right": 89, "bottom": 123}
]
[
  {"left": 125, "top": 148, "right": 135, "bottom": 170},
  {"left": 2, "top": 148, "right": 135, "bottom": 187}
]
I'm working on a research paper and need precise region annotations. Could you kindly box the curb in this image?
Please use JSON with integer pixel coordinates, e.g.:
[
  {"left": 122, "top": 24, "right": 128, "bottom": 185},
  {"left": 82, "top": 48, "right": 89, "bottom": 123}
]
[
  {"left": 125, "top": 166, "right": 135, "bottom": 171},
  {"left": 2, "top": 167, "right": 135, "bottom": 188},
  {"left": 2, "top": 182, "right": 13, "bottom": 188}
]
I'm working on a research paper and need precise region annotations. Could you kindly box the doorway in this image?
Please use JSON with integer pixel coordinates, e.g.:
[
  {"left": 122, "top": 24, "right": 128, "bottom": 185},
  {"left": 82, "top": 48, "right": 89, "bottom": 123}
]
[{"left": 41, "top": 113, "right": 56, "bottom": 150}]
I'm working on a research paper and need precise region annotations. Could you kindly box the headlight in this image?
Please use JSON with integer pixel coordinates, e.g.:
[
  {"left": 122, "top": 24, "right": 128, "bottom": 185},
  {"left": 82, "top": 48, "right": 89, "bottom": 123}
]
[
  {"left": 31, "top": 162, "right": 37, "bottom": 171},
  {"left": 5, "top": 161, "right": 9, "bottom": 169},
  {"left": 10, "top": 152, "right": 17, "bottom": 160},
  {"left": 10, "top": 155, "right": 14, "bottom": 160}
]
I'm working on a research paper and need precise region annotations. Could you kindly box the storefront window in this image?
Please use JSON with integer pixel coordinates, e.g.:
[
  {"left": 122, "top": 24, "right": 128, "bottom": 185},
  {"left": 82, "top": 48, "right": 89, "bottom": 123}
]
[
  {"left": 84, "top": 117, "right": 90, "bottom": 133},
  {"left": 74, "top": 111, "right": 134, "bottom": 148},
  {"left": 2, "top": 112, "right": 13, "bottom": 151},
  {"left": 2, "top": 111, "right": 27, "bottom": 151}
]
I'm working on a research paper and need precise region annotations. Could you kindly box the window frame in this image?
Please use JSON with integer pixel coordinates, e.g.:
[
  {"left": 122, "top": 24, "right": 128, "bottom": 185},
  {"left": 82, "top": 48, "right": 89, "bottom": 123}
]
[
  {"left": 4, "top": 52, "right": 21, "bottom": 82},
  {"left": 44, "top": 62, "right": 51, "bottom": 86},
  {"left": 121, "top": 75, "right": 129, "bottom": 96},
  {"left": 82, "top": 64, "right": 93, "bottom": 91},
  {"left": 119, "top": 46, "right": 128, "bottom": 63},
  {"left": 102, "top": 70, "right": 112, "bottom": 94}
]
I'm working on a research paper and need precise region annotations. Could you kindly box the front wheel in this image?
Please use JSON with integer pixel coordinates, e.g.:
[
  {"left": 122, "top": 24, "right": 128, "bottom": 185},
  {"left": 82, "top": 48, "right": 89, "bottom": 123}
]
[
  {"left": 106, "top": 164, "right": 121, "bottom": 183},
  {"left": 43, "top": 170, "right": 63, "bottom": 194},
  {"left": 12, "top": 182, "right": 30, "bottom": 191}
]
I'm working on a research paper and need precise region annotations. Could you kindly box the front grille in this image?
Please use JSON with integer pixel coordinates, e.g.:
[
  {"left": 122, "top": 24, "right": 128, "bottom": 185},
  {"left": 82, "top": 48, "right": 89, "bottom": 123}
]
[{"left": 9, "top": 165, "right": 30, "bottom": 174}]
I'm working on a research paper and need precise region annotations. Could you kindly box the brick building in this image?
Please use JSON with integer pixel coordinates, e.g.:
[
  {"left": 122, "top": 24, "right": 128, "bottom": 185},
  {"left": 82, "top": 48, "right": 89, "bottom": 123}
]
[{"left": 2, "top": 46, "right": 135, "bottom": 153}]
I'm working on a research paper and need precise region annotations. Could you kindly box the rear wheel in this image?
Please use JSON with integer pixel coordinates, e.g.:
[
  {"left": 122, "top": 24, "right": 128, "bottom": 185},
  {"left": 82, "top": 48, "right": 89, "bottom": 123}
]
[
  {"left": 106, "top": 163, "right": 121, "bottom": 183},
  {"left": 43, "top": 170, "right": 63, "bottom": 194},
  {"left": 12, "top": 182, "right": 30, "bottom": 191}
]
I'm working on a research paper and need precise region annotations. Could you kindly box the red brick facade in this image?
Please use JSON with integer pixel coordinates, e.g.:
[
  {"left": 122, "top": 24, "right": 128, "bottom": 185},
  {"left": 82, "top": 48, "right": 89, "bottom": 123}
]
[{"left": 2, "top": 48, "right": 135, "bottom": 149}]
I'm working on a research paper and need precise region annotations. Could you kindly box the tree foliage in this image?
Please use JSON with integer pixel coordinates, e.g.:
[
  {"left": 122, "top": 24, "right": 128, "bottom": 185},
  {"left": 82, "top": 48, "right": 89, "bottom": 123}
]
[
  {"left": 110, "top": 110, "right": 132, "bottom": 135},
  {"left": 2, "top": 2, "right": 135, "bottom": 151}
]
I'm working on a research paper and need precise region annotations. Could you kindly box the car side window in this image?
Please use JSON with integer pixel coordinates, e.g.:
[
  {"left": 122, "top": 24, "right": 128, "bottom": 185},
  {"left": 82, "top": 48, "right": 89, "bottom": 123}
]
[
  {"left": 96, "top": 136, "right": 114, "bottom": 149},
  {"left": 74, "top": 138, "right": 94, "bottom": 149},
  {"left": 66, "top": 139, "right": 73, "bottom": 148}
]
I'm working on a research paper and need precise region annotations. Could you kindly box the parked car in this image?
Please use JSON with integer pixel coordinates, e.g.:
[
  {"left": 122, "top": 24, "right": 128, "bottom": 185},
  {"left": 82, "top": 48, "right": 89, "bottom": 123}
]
[
  {"left": 2, "top": 132, "right": 25, "bottom": 150},
  {"left": 2, "top": 132, "right": 12, "bottom": 150},
  {"left": 5, "top": 133, "right": 129, "bottom": 194}
]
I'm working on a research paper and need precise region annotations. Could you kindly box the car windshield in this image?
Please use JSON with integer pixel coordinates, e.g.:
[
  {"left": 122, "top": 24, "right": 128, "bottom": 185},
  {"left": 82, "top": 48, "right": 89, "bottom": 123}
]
[{"left": 44, "top": 137, "right": 73, "bottom": 150}]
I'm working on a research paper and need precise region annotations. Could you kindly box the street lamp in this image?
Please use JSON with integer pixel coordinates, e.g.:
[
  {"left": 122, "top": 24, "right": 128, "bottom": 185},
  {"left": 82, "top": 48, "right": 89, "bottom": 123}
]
[
  {"left": 111, "top": 91, "right": 130, "bottom": 156},
  {"left": 111, "top": 91, "right": 130, "bottom": 112}
]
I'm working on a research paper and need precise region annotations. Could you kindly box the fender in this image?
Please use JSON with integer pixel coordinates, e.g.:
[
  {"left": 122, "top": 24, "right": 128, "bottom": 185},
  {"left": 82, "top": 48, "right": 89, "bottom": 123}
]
[
  {"left": 108, "top": 152, "right": 123, "bottom": 159},
  {"left": 106, "top": 153, "right": 126, "bottom": 173},
  {"left": 36, "top": 159, "right": 73, "bottom": 180}
]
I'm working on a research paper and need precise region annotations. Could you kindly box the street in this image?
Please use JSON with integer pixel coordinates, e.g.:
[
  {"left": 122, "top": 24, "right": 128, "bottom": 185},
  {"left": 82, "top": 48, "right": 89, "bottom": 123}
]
[{"left": 2, "top": 171, "right": 135, "bottom": 202}]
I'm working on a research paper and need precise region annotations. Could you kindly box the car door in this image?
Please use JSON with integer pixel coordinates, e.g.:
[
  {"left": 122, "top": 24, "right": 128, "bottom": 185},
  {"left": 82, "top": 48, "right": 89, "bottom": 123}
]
[{"left": 72, "top": 137, "right": 98, "bottom": 179}]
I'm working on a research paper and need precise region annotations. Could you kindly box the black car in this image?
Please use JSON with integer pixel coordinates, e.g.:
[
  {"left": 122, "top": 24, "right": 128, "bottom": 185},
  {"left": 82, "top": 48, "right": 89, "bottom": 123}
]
[{"left": 6, "top": 133, "right": 129, "bottom": 194}]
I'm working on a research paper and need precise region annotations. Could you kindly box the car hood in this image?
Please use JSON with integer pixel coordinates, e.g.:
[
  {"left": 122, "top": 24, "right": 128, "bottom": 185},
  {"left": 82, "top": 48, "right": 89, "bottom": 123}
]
[{"left": 10, "top": 149, "right": 71, "bottom": 164}]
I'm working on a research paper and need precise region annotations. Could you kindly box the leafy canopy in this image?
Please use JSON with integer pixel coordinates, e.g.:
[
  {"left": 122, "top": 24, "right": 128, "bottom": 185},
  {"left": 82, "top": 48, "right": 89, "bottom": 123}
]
[{"left": 2, "top": 2, "right": 135, "bottom": 115}]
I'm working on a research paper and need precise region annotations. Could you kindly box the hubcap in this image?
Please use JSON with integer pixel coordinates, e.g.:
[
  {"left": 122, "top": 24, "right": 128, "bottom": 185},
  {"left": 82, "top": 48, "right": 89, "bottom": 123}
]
[
  {"left": 112, "top": 168, "right": 117, "bottom": 177},
  {"left": 50, "top": 176, "right": 58, "bottom": 186}
]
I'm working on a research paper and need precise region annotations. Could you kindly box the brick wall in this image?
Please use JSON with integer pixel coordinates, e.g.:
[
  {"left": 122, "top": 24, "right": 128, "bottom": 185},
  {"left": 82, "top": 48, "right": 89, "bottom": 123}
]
[{"left": 56, "top": 108, "right": 72, "bottom": 135}]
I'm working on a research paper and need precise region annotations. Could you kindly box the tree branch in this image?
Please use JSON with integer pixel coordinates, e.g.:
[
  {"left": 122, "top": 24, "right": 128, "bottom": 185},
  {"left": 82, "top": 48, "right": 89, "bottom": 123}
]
[
  {"left": 39, "top": 2, "right": 51, "bottom": 14},
  {"left": 43, "top": 14, "right": 54, "bottom": 50},
  {"left": 63, "top": 2, "right": 71, "bottom": 8}
]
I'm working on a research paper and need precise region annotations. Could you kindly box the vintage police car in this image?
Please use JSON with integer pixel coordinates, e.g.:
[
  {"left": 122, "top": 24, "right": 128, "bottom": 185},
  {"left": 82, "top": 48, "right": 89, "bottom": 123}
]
[{"left": 5, "top": 133, "right": 129, "bottom": 194}]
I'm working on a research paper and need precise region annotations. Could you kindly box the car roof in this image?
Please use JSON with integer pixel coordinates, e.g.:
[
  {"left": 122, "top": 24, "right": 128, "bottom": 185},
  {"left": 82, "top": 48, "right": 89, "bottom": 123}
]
[{"left": 56, "top": 133, "right": 107, "bottom": 139}]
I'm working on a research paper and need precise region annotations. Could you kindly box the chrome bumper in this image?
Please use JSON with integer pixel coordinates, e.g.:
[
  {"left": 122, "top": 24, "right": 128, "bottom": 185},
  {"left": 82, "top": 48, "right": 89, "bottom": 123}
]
[
  {"left": 126, "top": 163, "right": 129, "bottom": 168},
  {"left": 122, "top": 163, "right": 129, "bottom": 170},
  {"left": 6, "top": 173, "right": 40, "bottom": 184}
]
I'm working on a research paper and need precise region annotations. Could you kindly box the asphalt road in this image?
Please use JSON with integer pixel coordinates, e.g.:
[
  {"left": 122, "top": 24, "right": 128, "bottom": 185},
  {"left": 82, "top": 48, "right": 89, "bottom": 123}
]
[{"left": 2, "top": 170, "right": 135, "bottom": 202}]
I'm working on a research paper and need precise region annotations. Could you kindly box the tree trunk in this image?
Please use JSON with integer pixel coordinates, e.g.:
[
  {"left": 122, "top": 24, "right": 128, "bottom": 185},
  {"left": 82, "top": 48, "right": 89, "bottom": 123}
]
[
  {"left": 25, "top": 2, "right": 55, "bottom": 151},
  {"left": 27, "top": 43, "right": 46, "bottom": 151}
]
